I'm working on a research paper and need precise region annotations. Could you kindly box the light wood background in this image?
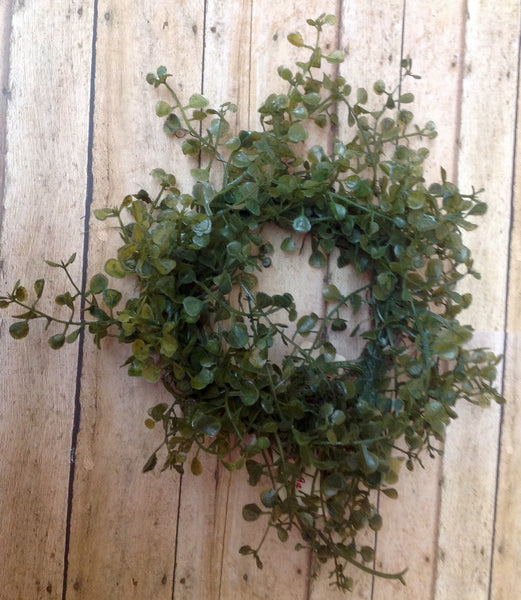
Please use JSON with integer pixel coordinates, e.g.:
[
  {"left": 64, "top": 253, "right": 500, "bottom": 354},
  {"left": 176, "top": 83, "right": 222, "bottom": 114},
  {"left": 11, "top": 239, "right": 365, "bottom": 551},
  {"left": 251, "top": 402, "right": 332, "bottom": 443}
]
[{"left": 1, "top": 1, "right": 520, "bottom": 599}]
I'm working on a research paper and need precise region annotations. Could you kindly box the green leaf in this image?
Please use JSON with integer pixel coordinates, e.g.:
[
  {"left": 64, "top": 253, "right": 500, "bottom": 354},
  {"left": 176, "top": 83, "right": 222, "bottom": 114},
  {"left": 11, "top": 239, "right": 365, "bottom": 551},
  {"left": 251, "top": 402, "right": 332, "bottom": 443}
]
[
  {"left": 89, "top": 273, "right": 108, "bottom": 294},
  {"left": 277, "top": 527, "right": 289, "bottom": 542},
  {"left": 34, "top": 279, "right": 45, "bottom": 299},
  {"left": 292, "top": 428, "right": 311, "bottom": 446},
  {"left": 361, "top": 446, "right": 379, "bottom": 473},
  {"left": 468, "top": 202, "right": 487, "bottom": 216},
  {"left": 155, "top": 100, "right": 171, "bottom": 116},
  {"left": 132, "top": 339, "right": 149, "bottom": 361},
  {"left": 424, "top": 401, "right": 444, "bottom": 423},
  {"left": 302, "top": 92, "right": 321, "bottom": 107},
  {"left": 287, "top": 32, "right": 304, "bottom": 47},
  {"left": 93, "top": 209, "right": 112, "bottom": 223},
  {"left": 192, "top": 413, "right": 221, "bottom": 436},
  {"left": 323, "top": 473, "right": 346, "bottom": 497},
  {"left": 261, "top": 489, "right": 277, "bottom": 508},
  {"left": 48, "top": 333, "right": 65, "bottom": 350},
  {"left": 297, "top": 314, "right": 317, "bottom": 335},
  {"left": 45, "top": 260, "right": 60, "bottom": 268},
  {"left": 142, "top": 453, "right": 157, "bottom": 473},
  {"left": 14, "top": 286, "right": 27, "bottom": 302},
  {"left": 154, "top": 258, "right": 177, "bottom": 275},
  {"left": 104, "top": 259, "right": 127, "bottom": 279},
  {"left": 243, "top": 503, "right": 263, "bottom": 521},
  {"left": 278, "top": 65, "right": 293, "bottom": 81},
  {"left": 183, "top": 296, "right": 204, "bottom": 317},
  {"left": 333, "top": 316, "right": 349, "bottom": 332},
  {"left": 191, "top": 456, "right": 203, "bottom": 476},
  {"left": 426, "top": 259, "right": 443, "bottom": 280},
  {"left": 322, "top": 284, "right": 342, "bottom": 302},
  {"left": 399, "top": 92, "right": 415, "bottom": 103},
  {"left": 281, "top": 237, "right": 295, "bottom": 252},
  {"left": 190, "top": 167, "right": 209, "bottom": 182},
  {"left": 160, "top": 335, "right": 178, "bottom": 357},
  {"left": 432, "top": 335, "right": 458, "bottom": 360},
  {"left": 225, "top": 136, "right": 241, "bottom": 151},
  {"left": 240, "top": 380, "right": 259, "bottom": 406},
  {"left": 292, "top": 215, "right": 311, "bottom": 233},
  {"left": 188, "top": 93, "right": 209, "bottom": 108},
  {"left": 182, "top": 138, "right": 201, "bottom": 155},
  {"left": 55, "top": 292, "right": 74, "bottom": 309},
  {"left": 9, "top": 321, "right": 29, "bottom": 339},
  {"left": 406, "top": 190, "right": 425, "bottom": 209},
  {"left": 325, "top": 50, "right": 344, "bottom": 64},
  {"left": 382, "top": 488, "right": 398, "bottom": 499},
  {"left": 102, "top": 288, "right": 122, "bottom": 308},
  {"left": 66, "top": 329, "right": 81, "bottom": 344},
  {"left": 163, "top": 113, "right": 183, "bottom": 134},
  {"left": 373, "top": 80, "right": 386, "bottom": 94},
  {"left": 225, "top": 323, "right": 249, "bottom": 348},
  {"left": 287, "top": 122, "right": 308, "bottom": 143},
  {"left": 309, "top": 251, "right": 326, "bottom": 268},
  {"left": 412, "top": 213, "right": 437, "bottom": 232},
  {"left": 193, "top": 217, "right": 212, "bottom": 236},
  {"left": 357, "top": 88, "right": 368, "bottom": 104},
  {"left": 361, "top": 546, "right": 375, "bottom": 563},
  {"left": 191, "top": 367, "right": 214, "bottom": 390}
]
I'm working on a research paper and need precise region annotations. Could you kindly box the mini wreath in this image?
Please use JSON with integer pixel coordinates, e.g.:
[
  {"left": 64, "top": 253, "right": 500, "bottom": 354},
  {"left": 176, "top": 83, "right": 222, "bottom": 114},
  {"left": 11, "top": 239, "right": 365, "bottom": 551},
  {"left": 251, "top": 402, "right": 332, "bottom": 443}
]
[{"left": 1, "top": 15, "right": 504, "bottom": 593}]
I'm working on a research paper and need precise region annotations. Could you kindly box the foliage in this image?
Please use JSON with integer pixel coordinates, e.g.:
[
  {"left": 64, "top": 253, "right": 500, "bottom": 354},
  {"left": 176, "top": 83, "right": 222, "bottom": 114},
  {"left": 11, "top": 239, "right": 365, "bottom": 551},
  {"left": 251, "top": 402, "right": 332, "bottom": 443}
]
[{"left": 0, "top": 14, "right": 504, "bottom": 592}]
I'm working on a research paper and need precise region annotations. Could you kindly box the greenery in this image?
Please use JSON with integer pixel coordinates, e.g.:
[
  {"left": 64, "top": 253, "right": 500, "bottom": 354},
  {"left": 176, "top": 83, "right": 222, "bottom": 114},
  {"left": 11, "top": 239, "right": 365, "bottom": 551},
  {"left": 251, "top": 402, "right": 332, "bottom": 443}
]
[{"left": 1, "top": 14, "right": 504, "bottom": 592}]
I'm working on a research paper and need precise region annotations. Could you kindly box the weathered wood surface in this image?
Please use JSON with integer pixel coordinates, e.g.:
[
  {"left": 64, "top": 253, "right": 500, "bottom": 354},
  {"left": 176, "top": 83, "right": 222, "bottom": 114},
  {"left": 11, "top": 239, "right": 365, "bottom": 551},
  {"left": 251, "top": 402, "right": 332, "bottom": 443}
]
[{"left": 0, "top": 1, "right": 520, "bottom": 599}]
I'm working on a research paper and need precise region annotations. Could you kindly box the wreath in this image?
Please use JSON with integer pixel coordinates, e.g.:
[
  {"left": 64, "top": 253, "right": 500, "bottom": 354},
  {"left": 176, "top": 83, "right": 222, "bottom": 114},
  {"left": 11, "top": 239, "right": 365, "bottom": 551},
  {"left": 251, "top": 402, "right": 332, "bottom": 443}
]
[{"left": 1, "top": 15, "right": 504, "bottom": 592}]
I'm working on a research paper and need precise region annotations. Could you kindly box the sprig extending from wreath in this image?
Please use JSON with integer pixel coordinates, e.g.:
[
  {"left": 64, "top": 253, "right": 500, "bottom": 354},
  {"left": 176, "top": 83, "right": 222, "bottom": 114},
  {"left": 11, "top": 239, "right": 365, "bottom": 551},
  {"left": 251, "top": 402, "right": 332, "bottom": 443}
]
[{"left": 1, "top": 14, "right": 504, "bottom": 592}]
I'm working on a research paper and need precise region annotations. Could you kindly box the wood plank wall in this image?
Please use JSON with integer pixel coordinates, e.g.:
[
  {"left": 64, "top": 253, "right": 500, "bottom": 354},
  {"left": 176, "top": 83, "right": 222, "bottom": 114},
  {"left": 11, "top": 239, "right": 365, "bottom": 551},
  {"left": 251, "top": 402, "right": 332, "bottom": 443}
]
[{"left": 0, "top": 1, "right": 520, "bottom": 599}]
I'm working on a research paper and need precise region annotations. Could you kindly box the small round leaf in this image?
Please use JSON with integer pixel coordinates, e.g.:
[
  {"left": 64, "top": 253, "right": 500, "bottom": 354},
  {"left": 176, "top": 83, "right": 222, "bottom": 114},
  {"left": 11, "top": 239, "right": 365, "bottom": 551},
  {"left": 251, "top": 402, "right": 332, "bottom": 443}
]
[
  {"left": 9, "top": 321, "right": 29, "bottom": 339},
  {"left": 48, "top": 333, "right": 65, "bottom": 350}
]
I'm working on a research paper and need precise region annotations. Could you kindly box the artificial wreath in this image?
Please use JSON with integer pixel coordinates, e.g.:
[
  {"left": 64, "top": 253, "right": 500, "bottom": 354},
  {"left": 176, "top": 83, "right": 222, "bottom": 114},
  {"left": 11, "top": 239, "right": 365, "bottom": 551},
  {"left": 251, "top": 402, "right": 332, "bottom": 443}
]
[{"left": 1, "top": 15, "right": 504, "bottom": 592}]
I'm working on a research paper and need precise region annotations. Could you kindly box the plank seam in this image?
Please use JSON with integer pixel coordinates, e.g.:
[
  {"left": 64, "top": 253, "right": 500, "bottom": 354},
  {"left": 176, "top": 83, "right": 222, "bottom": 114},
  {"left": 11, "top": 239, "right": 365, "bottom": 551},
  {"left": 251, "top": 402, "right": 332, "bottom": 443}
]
[
  {"left": 170, "top": 477, "right": 184, "bottom": 599},
  {"left": 487, "top": 7, "right": 521, "bottom": 599},
  {"left": 61, "top": 1, "right": 99, "bottom": 598}
]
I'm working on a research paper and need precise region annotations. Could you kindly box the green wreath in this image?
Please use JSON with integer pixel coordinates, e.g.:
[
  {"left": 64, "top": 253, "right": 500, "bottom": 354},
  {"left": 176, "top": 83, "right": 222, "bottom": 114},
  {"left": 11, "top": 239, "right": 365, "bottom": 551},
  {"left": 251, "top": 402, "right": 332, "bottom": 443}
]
[{"left": 1, "top": 15, "right": 504, "bottom": 592}]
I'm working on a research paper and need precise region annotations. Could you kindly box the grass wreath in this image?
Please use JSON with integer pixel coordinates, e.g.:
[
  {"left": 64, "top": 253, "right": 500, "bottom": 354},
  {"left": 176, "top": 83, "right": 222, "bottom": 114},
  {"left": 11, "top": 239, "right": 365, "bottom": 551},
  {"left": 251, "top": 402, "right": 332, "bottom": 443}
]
[{"left": 1, "top": 14, "right": 504, "bottom": 592}]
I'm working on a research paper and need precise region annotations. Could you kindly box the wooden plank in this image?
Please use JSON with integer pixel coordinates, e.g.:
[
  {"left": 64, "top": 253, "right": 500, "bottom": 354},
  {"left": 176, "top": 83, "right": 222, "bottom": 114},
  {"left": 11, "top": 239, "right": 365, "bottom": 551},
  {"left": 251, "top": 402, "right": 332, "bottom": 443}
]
[
  {"left": 0, "top": 2, "right": 93, "bottom": 598},
  {"left": 0, "top": 0, "right": 11, "bottom": 210},
  {"left": 309, "top": 2, "right": 404, "bottom": 598},
  {"left": 371, "top": 3, "right": 466, "bottom": 599},
  {"left": 216, "top": 3, "right": 337, "bottom": 598},
  {"left": 435, "top": 1, "right": 520, "bottom": 598},
  {"left": 63, "top": 3, "right": 205, "bottom": 599},
  {"left": 170, "top": 3, "right": 253, "bottom": 597},
  {"left": 489, "top": 37, "right": 521, "bottom": 598}
]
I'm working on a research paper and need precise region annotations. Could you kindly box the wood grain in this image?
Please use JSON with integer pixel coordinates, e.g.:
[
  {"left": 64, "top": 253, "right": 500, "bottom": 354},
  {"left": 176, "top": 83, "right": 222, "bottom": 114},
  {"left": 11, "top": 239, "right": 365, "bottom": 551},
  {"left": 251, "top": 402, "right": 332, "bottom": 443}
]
[
  {"left": 64, "top": 3, "right": 204, "bottom": 599},
  {"left": 309, "top": 2, "right": 405, "bottom": 598},
  {"left": 435, "top": 2, "right": 520, "bottom": 599},
  {"left": 371, "top": 3, "right": 467, "bottom": 599},
  {"left": 0, "top": 2, "right": 93, "bottom": 598},
  {"left": 489, "top": 17, "right": 521, "bottom": 598},
  {"left": 217, "top": 3, "right": 336, "bottom": 598},
  {"left": 0, "top": 2, "right": 520, "bottom": 599},
  {"left": 171, "top": 4, "right": 253, "bottom": 597}
]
